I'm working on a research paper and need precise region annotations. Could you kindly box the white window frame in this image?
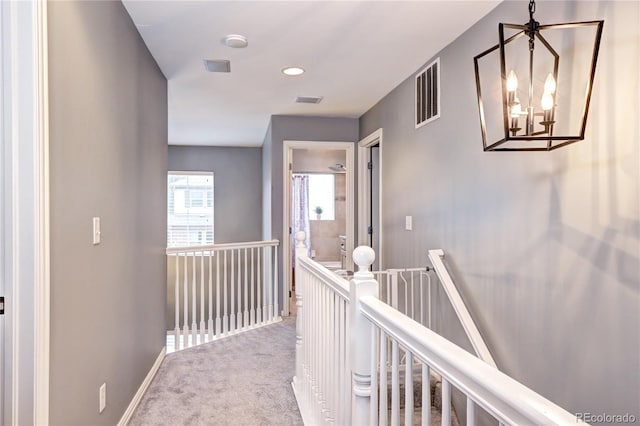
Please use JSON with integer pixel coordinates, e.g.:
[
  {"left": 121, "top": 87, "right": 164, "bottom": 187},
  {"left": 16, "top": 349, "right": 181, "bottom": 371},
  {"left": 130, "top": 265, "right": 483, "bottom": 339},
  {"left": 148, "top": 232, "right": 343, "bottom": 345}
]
[{"left": 167, "top": 171, "right": 214, "bottom": 248}]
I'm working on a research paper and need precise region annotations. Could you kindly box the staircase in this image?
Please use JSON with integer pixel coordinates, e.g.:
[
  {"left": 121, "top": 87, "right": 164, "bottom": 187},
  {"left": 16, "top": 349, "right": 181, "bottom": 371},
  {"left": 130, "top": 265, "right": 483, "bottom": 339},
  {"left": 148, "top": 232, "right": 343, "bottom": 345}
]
[{"left": 292, "top": 234, "right": 584, "bottom": 425}]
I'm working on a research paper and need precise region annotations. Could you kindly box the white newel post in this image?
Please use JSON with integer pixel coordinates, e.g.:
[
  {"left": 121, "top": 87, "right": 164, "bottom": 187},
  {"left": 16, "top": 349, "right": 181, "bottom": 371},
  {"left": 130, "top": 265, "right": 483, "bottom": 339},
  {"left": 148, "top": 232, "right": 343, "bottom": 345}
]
[
  {"left": 293, "top": 231, "right": 307, "bottom": 388},
  {"left": 350, "top": 246, "right": 378, "bottom": 425}
]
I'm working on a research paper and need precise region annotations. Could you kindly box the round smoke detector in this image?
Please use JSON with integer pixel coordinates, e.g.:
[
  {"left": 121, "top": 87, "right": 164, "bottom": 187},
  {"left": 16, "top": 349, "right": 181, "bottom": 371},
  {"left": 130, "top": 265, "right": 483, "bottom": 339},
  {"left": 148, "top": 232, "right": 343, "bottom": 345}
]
[{"left": 222, "top": 34, "right": 248, "bottom": 48}]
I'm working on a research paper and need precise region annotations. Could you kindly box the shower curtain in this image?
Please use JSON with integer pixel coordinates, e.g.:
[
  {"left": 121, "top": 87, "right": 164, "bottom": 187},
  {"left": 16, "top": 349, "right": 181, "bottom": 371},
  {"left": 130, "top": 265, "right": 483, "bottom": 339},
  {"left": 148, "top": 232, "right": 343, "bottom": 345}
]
[{"left": 292, "top": 174, "right": 311, "bottom": 262}]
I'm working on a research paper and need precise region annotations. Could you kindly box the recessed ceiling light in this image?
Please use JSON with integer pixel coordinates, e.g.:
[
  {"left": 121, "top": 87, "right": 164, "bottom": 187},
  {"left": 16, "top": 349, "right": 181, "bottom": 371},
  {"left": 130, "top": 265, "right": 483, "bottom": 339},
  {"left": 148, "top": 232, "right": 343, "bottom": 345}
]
[
  {"left": 282, "top": 67, "right": 305, "bottom": 76},
  {"left": 222, "top": 34, "right": 248, "bottom": 49}
]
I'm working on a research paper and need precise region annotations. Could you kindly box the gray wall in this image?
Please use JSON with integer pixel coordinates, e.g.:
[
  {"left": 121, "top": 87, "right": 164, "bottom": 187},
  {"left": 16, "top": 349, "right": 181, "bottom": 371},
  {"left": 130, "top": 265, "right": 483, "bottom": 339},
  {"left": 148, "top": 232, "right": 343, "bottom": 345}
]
[
  {"left": 48, "top": 2, "right": 167, "bottom": 425},
  {"left": 169, "top": 146, "right": 263, "bottom": 243},
  {"left": 263, "top": 115, "right": 359, "bottom": 308},
  {"left": 360, "top": 1, "right": 639, "bottom": 422}
]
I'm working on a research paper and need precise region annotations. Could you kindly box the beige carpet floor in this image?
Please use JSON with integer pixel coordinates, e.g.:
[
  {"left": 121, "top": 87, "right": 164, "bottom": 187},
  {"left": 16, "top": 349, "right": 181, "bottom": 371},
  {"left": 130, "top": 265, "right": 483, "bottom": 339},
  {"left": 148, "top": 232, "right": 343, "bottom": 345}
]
[{"left": 129, "top": 318, "right": 302, "bottom": 426}]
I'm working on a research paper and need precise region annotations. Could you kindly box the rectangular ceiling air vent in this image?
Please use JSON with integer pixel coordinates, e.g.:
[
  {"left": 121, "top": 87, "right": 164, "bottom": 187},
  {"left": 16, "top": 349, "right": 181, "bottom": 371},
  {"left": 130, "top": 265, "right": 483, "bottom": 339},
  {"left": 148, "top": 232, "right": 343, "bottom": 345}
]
[
  {"left": 295, "top": 96, "right": 323, "bottom": 104},
  {"left": 203, "top": 59, "right": 231, "bottom": 73},
  {"left": 415, "top": 57, "right": 440, "bottom": 128}
]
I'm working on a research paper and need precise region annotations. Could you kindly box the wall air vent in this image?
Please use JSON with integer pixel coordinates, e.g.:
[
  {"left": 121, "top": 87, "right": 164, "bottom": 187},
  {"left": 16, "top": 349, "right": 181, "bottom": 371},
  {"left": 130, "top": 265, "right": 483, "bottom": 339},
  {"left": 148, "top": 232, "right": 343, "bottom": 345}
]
[
  {"left": 295, "top": 96, "right": 323, "bottom": 104},
  {"left": 415, "top": 57, "right": 440, "bottom": 128},
  {"left": 203, "top": 59, "right": 231, "bottom": 73}
]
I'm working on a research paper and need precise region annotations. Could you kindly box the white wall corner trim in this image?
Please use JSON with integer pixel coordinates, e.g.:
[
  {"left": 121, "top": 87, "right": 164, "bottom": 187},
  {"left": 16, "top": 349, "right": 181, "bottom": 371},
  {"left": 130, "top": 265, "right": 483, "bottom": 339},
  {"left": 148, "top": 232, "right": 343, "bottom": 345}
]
[
  {"left": 117, "top": 348, "right": 166, "bottom": 426},
  {"left": 2, "top": 0, "right": 51, "bottom": 424}
]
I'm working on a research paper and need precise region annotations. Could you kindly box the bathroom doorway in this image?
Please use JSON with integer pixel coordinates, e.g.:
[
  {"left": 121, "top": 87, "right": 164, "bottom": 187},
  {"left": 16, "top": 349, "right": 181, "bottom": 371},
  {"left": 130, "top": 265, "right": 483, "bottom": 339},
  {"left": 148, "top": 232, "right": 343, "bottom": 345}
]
[{"left": 282, "top": 141, "right": 354, "bottom": 316}]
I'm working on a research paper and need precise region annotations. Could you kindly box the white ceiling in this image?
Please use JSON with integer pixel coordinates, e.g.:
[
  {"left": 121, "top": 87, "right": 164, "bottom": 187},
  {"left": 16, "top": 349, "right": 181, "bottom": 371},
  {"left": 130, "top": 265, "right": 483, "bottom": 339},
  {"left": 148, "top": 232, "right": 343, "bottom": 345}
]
[{"left": 122, "top": 1, "right": 501, "bottom": 147}]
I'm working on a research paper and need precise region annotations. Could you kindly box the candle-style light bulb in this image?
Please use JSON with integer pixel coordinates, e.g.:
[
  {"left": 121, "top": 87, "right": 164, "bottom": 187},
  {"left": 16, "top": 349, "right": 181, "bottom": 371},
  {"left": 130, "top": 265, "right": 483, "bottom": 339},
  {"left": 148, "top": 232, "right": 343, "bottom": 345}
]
[
  {"left": 544, "top": 73, "right": 556, "bottom": 94},
  {"left": 506, "top": 70, "right": 518, "bottom": 92},
  {"left": 541, "top": 92, "right": 554, "bottom": 111}
]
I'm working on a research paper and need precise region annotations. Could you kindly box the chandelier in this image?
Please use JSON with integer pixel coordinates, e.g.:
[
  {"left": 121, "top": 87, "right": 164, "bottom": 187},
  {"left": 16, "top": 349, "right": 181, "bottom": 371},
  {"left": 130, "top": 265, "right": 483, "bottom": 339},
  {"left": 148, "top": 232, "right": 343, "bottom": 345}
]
[{"left": 474, "top": 1, "right": 604, "bottom": 151}]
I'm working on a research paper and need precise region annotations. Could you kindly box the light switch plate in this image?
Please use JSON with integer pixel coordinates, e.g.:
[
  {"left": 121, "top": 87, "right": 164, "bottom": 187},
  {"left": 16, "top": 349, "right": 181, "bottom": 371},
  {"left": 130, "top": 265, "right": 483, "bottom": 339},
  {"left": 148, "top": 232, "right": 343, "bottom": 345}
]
[
  {"left": 405, "top": 215, "right": 413, "bottom": 231},
  {"left": 99, "top": 382, "right": 106, "bottom": 413},
  {"left": 93, "top": 217, "right": 101, "bottom": 245}
]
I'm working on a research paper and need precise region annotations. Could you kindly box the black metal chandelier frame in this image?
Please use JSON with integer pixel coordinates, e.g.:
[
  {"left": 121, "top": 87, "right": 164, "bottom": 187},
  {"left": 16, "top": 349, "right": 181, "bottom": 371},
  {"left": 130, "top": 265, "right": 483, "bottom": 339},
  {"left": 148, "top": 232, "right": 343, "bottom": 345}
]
[{"left": 474, "top": 0, "right": 604, "bottom": 152}]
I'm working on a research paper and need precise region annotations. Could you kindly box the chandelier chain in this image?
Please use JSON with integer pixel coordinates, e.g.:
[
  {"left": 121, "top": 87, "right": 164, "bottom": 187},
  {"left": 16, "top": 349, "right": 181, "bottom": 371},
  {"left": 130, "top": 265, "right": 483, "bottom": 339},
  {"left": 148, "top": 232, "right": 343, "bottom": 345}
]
[
  {"left": 529, "top": 0, "right": 536, "bottom": 20},
  {"left": 527, "top": 0, "right": 538, "bottom": 51}
]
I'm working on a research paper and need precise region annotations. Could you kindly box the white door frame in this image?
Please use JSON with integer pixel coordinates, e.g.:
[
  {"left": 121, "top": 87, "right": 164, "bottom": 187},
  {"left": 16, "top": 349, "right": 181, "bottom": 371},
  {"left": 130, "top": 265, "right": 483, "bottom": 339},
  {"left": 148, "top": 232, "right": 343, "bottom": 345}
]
[
  {"left": 1, "top": 1, "right": 50, "bottom": 424},
  {"left": 357, "top": 128, "right": 383, "bottom": 269},
  {"left": 282, "top": 140, "right": 355, "bottom": 315}
]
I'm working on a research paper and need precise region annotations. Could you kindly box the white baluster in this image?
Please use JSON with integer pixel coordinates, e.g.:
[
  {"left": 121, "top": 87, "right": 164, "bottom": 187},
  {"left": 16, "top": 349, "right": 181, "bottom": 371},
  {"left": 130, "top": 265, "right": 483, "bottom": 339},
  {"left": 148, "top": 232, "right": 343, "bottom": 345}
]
[
  {"left": 237, "top": 248, "right": 242, "bottom": 329},
  {"left": 349, "top": 246, "right": 377, "bottom": 426},
  {"left": 422, "top": 363, "right": 430, "bottom": 426},
  {"left": 257, "top": 247, "right": 262, "bottom": 324},
  {"left": 223, "top": 250, "right": 228, "bottom": 334},
  {"left": 230, "top": 249, "right": 236, "bottom": 333},
  {"left": 216, "top": 251, "right": 221, "bottom": 336},
  {"left": 380, "top": 331, "right": 388, "bottom": 426},
  {"left": 274, "top": 244, "right": 279, "bottom": 319},
  {"left": 250, "top": 247, "right": 255, "bottom": 326},
  {"left": 294, "top": 231, "right": 306, "bottom": 391},
  {"left": 391, "top": 340, "right": 399, "bottom": 426},
  {"left": 370, "top": 324, "right": 379, "bottom": 426},
  {"left": 339, "top": 298, "right": 346, "bottom": 425},
  {"left": 442, "top": 378, "right": 452, "bottom": 426},
  {"left": 174, "top": 253, "right": 180, "bottom": 352},
  {"left": 191, "top": 252, "right": 197, "bottom": 344},
  {"left": 208, "top": 250, "right": 213, "bottom": 341},
  {"left": 266, "top": 246, "right": 272, "bottom": 322},
  {"left": 200, "top": 252, "right": 205, "bottom": 343},
  {"left": 419, "top": 272, "right": 425, "bottom": 326},
  {"left": 244, "top": 247, "right": 249, "bottom": 327},
  {"left": 183, "top": 252, "right": 189, "bottom": 348},
  {"left": 427, "top": 272, "right": 432, "bottom": 330},
  {"left": 405, "top": 351, "right": 413, "bottom": 426},
  {"left": 467, "top": 397, "right": 476, "bottom": 426}
]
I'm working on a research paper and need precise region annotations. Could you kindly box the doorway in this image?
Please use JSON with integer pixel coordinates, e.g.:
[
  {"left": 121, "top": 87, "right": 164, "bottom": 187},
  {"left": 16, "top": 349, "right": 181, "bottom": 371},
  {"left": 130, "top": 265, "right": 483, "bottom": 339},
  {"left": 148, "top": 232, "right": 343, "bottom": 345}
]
[
  {"left": 282, "top": 141, "right": 355, "bottom": 316},
  {"left": 358, "top": 129, "right": 383, "bottom": 271}
]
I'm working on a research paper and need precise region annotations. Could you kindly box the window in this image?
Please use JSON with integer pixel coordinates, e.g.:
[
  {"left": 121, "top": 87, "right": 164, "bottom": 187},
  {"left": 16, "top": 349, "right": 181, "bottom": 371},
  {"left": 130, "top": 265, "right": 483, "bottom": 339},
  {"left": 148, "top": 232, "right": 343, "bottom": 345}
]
[
  {"left": 168, "top": 172, "right": 214, "bottom": 247},
  {"left": 295, "top": 173, "right": 335, "bottom": 221}
]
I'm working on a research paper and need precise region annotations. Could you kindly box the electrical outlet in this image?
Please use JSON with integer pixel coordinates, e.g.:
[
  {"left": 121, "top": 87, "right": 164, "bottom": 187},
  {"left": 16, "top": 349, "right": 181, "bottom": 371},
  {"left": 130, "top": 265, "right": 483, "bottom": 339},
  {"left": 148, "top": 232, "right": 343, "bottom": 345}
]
[{"left": 99, "top": 383, "right": 106, "bottom": 413}]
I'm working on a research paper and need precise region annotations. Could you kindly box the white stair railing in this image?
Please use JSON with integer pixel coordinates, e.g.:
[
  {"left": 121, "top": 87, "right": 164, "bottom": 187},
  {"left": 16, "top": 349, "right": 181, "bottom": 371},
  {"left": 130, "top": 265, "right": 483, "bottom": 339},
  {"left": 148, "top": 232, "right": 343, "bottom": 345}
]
[
  {"left": 293, "top": 231, "right": 351, "bottom": 425},
  {"left": 358, "top": 296, "right": 581, "bottom": 425},
  {"left": 293, "top": 236, "right": 586, "bottom": 425},
  {"left": 166, "top": 239, "right": 279, "bottom": 352}
]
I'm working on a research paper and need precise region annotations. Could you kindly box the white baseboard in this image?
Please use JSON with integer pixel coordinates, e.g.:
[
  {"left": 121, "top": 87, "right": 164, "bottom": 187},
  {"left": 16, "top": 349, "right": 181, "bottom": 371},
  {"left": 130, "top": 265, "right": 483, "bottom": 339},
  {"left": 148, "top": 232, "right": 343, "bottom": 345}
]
[
  {"left": 117, "top": 347, "right": 166, "bottom": 426},
  {"left": 292, "top": 380, "right": 319, "bottom": 426}
]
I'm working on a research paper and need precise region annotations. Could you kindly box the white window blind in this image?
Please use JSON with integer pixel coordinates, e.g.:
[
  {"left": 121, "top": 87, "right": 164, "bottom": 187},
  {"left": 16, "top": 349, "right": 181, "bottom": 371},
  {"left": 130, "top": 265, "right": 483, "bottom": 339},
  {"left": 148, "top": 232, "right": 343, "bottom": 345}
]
[{"left": 167, "top": 172, "right": 214, "bottom": 247}]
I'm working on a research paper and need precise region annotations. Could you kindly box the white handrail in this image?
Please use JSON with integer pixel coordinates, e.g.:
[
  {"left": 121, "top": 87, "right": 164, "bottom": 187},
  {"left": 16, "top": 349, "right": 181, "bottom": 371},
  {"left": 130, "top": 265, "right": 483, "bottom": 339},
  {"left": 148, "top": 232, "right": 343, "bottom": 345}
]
[
  {"left": 297, "top": 256, "right": 349, "bottom": 301},
  {"left": 359, "top": 295, "right": 579, "bottom": 426},
  {"left": 428, "top": 249, "right": 497, "bottom": 368},
  {"left": 166, "top": 239, "right": 279, "bottom": 254}
]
